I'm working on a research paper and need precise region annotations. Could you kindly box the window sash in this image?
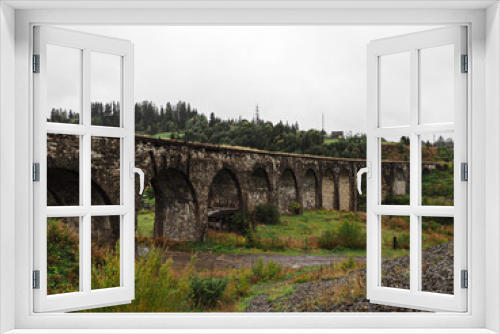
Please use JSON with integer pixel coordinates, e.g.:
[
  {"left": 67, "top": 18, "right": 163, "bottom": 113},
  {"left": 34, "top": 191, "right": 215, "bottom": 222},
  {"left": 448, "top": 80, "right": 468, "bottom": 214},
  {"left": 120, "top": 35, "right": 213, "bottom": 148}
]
[
  {"left": 366, "top": 26, "right": 468, "bottom": 312},
  {"left": 33, "top": 26, "right": 135, "bottom": 313}
]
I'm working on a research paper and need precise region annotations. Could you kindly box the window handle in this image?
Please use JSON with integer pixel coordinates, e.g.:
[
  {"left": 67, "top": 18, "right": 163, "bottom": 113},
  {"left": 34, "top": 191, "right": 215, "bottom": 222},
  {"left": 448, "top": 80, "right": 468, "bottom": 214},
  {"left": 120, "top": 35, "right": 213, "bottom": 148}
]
[
  {"left": 129, "top": 162, "right": 145, "bottom": 195},
  {"left": 357, "top": 162, "right": 371, "bottom": 195}
]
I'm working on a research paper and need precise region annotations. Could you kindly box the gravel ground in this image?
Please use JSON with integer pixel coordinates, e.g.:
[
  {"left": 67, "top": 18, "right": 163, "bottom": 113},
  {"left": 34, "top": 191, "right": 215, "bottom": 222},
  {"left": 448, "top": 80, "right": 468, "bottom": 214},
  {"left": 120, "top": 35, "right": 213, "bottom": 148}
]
[{"left": 244, "top": 242, "right": 453, "bottom": 312}]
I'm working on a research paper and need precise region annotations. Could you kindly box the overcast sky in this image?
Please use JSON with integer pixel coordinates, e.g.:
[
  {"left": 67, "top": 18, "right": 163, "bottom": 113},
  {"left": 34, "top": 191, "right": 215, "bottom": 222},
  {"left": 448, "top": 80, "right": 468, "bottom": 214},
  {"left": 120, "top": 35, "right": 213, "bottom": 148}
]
[{"left": 52, "top": 25, "right": 447, "bottom": 133}]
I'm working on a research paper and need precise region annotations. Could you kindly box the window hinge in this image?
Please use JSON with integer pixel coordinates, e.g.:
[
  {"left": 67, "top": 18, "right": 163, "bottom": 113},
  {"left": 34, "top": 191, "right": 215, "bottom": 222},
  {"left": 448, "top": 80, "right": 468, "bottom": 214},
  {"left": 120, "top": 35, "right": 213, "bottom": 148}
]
[
  {"left": 461, "top": 54, "right": 468, "bottom": 73},
  {"left": 33, "top": 163, "right": 40, "bottom": 182},
  {"left": 33, "top": 54, "right": 40, "bottom": 73},
  {"left": 461, "top": 270, "right": 468, "bottom": 289},
  {"left": 33, "top": 270, "right": 40, "bottom": 289},
  {"left": 461, "top": 162, "right": 468, "bottom": 181}
]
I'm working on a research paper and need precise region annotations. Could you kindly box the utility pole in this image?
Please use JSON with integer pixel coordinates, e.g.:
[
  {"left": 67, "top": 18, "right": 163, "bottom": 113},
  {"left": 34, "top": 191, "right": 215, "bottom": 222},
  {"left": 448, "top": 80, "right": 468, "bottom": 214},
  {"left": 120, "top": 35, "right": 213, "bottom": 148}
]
[{"left": 322, "top": 112, "right": 325, "bottom": 133}]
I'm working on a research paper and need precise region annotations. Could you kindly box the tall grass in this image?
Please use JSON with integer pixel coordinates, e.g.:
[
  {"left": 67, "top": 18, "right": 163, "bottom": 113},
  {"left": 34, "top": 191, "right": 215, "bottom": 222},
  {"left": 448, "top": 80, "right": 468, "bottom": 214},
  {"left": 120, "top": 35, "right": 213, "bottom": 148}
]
[
  {"left": 318, "top": 220, "right": 366, "bottom": 250},
  {"left": 85, "top": 246, "right": 196, "bottom": 312},
  {"left": 47, "top": 218, "right": 79, "bottom": 294}
]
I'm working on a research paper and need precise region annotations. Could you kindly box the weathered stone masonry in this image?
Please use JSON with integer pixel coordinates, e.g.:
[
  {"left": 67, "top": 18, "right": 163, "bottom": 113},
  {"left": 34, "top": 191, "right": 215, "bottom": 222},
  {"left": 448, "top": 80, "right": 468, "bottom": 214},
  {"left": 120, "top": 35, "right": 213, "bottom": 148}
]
[{"left": 47, "top": 134, "right": 434, "bottom": 243}]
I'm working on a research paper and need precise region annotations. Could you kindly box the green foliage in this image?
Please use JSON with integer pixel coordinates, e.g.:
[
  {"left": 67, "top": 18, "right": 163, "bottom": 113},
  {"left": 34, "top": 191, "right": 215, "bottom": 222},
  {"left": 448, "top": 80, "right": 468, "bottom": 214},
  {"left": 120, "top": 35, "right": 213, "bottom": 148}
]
[
  {"left": 317, "top": 229, "right": 341, "bottom": 250},
  {"left": 288, "top": 202, "right": 301, "bottom": 215},
  {"left": 395, "top": 233, "right": 410, "bottom": 249},
  {"left": 318, "top": 219, "right": 366, "bottom": 250},
  {"left": 229, "top": 212, "right": 252, "bottom": 234},
  {"left": 229, "top": 272, "right": 252, "bottom": 298},
  {"left": 337, "top": 220, "right": 366, "bottom": 249},
  {"left": 422, "top": 167, "right": 454, "bottom": 206},
  {"left": 83, "top": 247, "right": 196, "bottom": 312},
  {"left": 190, "top": 276, "right": 229, "bottom": 308},
  {"left": 340, "top": 256, "right": 357, "bottom": 269},
  {"left": 251, "top": 258, "right": 283, "bottom": 282},
  {"left": 47, "top": 218, "right": 79, "bottom": 294},
  {"left": 252, "top": 204, "right": 280, "bottom": 225}
]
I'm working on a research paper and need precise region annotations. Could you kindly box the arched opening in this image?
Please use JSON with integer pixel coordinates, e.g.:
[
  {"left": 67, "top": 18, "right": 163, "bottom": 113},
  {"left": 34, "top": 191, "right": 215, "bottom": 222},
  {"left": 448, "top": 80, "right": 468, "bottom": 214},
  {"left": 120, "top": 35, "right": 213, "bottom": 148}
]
[
  {"left": 303, "top": 169, "right": 319, "bottom": 210},
  {"left": 339, "top": 168, "right": 351, "bottom": 211},
  {"left": 322, "top": 169, "right": 335, "bottom": 210},
  {"left": 393, "top": 168, "right": 407, "bottom": 196},
  {"left": 208, "top": 169, "right": 242, "bottom": 210},
  {"left": 248, "top": 167, "right": 271, "bottom": 211},
  {"left": 279, "top": 168, "right": 299, "bottom": 214},
  {"left": 47, "top": 167, "right": 119, "bottom": 244},
  {"left": 47, "top": 168, "right": 79, "bottom": 206},
  {"left": 151, "top": 168, "right": 199, "bottom": 241}
]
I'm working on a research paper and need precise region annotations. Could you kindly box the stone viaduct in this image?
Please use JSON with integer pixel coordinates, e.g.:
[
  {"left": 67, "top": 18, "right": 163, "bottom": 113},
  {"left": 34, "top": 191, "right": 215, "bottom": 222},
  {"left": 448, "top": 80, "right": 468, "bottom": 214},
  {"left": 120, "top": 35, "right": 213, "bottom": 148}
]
[{"left": 46, "top": 134, "right": 443, "bottom": 242}]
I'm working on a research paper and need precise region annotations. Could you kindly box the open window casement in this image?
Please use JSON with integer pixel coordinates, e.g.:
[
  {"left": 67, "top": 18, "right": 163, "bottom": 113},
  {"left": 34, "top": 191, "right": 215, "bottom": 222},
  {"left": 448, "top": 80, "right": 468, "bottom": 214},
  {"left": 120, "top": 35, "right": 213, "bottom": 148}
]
[
  {"left": 33, "top": 26, "right": 137, "bottom": 312},
  {"left": 364, "top": 26, "right": 467, "bottom": 312}
]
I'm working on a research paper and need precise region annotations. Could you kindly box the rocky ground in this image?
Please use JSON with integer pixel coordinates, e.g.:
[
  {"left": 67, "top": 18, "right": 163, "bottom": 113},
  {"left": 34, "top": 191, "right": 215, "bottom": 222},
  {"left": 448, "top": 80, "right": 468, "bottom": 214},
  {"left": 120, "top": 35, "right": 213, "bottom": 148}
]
[{"left": 244, "top": 242, "right": 454, "bottom": 312}]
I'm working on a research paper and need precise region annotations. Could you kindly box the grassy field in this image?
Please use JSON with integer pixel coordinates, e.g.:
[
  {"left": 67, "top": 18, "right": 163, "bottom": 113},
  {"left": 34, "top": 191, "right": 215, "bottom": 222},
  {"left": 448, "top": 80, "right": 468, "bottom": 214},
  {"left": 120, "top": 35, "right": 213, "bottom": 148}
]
[
  {"left": 323, "top": 138, "right": 340, "bottom": 144},
  {"left": 136, "top": 209, "right": 452, "bottom": 258}
]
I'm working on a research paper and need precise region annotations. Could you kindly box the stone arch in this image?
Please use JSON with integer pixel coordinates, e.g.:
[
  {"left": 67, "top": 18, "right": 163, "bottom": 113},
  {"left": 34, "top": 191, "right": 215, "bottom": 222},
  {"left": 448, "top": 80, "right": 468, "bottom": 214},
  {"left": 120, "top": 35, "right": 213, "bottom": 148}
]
[
  {"left": 339, "top": 168, "right": 351, "bottom": 211},
  {"left": 46, "top": 167, "right": 119, "bottom": 244},
  {"left": 393, "top": 168, "right": 407, "bottom": 196},
  {"left": 248, "top": 167, "right": 271, "bottom": 211},
  {"left": 151, "top": 168, "right": 200, "bottom": 241},
  {"left": 278, "top": 168, "right": 299, "bottom": 214},
  {"left": 303, "top": 169, "right": 319, "bottom": 210},
  {"left": 322, "top": 168, "right": 335, "bottom": 210},
  {"left": 208, "top": 168, "right": 242, "bottom": 210}
]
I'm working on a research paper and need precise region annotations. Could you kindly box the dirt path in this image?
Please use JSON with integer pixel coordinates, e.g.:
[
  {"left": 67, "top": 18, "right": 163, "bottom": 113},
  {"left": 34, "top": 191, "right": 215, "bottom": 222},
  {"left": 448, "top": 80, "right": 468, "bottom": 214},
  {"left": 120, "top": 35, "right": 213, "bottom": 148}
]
[{"left": 136, "top": 247, "right": 365, "bottom": 269}]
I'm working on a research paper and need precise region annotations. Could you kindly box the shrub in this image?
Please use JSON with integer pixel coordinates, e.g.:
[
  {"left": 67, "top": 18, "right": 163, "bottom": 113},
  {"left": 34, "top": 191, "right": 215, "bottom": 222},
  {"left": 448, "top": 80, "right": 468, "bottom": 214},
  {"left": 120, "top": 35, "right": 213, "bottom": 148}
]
[
  {"left": 251, "top": 258, "right": 283, "bottom": 282},
  {"left": 190, "top": 276, "right": 229, "bottom": 308},
  {"left": 337, "top": 220, "right": 366, "bottom": 249},
  {"left": 252, "top": 204, "right": 280, "bottom": 225},
  {"left": 288, "top": 202, "right": 301, "bottom": 215},
  {"left": 318, "top": 221, "right": 366, "bottom": 250},
  {"left": 229, "top": 212, "right": 252, "bottom": 234},
  {"left": 228, "top": 272, "right": 252, "bottom": 298},
  {"left": 318, "top": 229, "right": 341, "bottom": 250}
]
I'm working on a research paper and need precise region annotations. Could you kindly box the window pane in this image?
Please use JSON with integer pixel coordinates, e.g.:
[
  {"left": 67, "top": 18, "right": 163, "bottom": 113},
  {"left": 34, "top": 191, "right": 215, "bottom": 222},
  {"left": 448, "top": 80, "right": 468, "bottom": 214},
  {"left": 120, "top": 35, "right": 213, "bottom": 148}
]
[
  {"left": 381, "top": 136, "right": 410, "bottom": 205},
  {"left": 421, "top": 133, "right": 454, "bottom": 206},
  {"left": 91, "top": 215, "right": 121, "bottom": 290},
  {"left": 47, "top": 44, "right": 82, "bottom": 124},
  {"left": 91, "top": 137, "right": 121, "bottom": 205},
  {"left": 47, "top": 134, "right": 80, "bottom": 206},
  {"left": 91, "top": 52, "right": 121, "bottom": 127},
  {"left": 420, "top": 44, "right": 454, "bottom": 125},
  {"left": 381, "top": 215, "right": 410, "bottom": 290},
  {"left": 380, "top": 52, "right": 410, "bottom": 128},
  {"left": 47, "top": 217, "right": 80, "bottom": 295},
  {"left": 421, "top": 217, "right": 454, "bottom": 295}
]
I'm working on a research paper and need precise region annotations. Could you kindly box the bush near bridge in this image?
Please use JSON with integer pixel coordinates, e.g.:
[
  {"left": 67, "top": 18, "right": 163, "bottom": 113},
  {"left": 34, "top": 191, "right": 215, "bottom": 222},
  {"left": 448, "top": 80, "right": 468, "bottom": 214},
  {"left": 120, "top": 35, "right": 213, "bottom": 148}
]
[{"left": 252, "top": 204, "right": 281, "bottom": 226}]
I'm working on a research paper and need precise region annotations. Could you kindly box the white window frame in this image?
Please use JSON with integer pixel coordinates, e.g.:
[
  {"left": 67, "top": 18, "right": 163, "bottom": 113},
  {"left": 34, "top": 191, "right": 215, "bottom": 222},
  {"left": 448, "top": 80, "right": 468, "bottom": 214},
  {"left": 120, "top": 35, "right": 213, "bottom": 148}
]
[
  {"left": 366, "top": 26, "right": 468, "bottom": 312},
  {"left": 33, "top": 26, "right": 136, "bottom": 313},
  {"left": 0, "top": 1, "right": 499, "bottom": 333}
]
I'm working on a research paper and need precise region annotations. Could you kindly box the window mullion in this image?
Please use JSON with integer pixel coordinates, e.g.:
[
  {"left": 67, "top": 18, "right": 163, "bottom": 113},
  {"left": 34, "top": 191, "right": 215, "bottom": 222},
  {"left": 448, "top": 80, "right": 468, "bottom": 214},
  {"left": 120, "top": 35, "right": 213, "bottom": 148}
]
[
  {"left": 82, "top": 48, "right": 92, "bottom": 294},
  {"left": 409, "top": 47, "right": 420, "bottom": 294}
]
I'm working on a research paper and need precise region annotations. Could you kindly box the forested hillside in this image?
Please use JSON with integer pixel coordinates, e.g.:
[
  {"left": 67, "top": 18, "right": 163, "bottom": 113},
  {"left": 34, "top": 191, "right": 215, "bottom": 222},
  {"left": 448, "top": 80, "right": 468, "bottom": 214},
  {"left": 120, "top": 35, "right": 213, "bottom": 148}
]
[{"left": 48, "top": 100, "right": 453, "bottom": 161}]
